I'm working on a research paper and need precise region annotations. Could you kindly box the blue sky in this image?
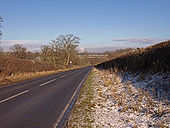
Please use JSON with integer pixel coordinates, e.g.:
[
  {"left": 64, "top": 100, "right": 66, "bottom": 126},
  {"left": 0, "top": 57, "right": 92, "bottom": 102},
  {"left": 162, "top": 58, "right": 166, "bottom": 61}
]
[{"left": 0, "top": 0, "right": 170, "bottom": 51}]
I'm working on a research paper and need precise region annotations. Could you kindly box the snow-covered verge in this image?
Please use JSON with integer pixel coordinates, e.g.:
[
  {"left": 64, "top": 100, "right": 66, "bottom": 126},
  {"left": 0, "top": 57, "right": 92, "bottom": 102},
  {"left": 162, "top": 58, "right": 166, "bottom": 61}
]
[
  {"left": 67, "top": 69, "right": 170, "bottom": 128},
  {"left": 120, "top": 71, "right": 170, "bottom": 101}
]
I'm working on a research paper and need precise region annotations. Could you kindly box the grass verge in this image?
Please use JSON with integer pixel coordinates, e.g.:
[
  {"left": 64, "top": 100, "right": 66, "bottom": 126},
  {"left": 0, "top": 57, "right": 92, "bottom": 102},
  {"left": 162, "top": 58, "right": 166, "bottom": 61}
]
[
  {"left": 0, "top": 66, "right": 85, "bottom": 87},
  {"left": 67, "top": 70, "right": 95, "bottom": 128}
]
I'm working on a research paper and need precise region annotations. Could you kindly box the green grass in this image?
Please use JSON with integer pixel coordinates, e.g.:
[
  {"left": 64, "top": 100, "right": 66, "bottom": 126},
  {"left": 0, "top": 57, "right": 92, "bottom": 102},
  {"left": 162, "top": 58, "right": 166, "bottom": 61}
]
[{"left": 67, "top": 71, "right": 95, "bottom": 128}]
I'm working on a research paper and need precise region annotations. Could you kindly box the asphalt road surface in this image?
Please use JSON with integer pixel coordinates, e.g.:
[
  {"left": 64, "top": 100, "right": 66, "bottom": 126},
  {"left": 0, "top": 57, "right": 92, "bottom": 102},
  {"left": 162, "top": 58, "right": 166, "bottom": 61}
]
[{"left": 0, "top": 66, "right": 92, "bottom": 128}]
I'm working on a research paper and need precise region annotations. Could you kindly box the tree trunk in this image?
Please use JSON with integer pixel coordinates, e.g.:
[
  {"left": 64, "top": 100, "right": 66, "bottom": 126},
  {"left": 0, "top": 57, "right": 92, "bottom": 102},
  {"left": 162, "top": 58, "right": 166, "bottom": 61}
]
[{"left": 65, "top": 51, "right": 70, "bottom": 66}]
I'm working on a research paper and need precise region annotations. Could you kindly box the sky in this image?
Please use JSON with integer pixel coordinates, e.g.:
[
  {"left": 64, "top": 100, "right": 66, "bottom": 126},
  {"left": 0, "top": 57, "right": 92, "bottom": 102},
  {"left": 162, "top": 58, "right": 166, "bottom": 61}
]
[{"left": 0, "top": 0, "right": 170, "bottom": 51}]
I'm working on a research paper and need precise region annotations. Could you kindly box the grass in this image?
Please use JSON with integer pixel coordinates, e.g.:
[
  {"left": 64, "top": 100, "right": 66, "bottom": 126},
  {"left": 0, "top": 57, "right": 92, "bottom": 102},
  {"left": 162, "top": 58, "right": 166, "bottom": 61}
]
[
  {"left": 95, "top": 69, "right": 169, "bottom": 127},
  {"left": 0, "top": 66, "right": 84, "bottom": 87},
  {"left": 67, "top": 70, "right": 95, "bottom": 128}
]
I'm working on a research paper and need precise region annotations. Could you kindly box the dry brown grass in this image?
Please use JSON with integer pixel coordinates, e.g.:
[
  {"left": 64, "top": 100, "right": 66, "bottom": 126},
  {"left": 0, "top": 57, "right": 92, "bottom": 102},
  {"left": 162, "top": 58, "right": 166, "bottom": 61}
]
[
  {"left": 96, "top": 40, "right": 170, "bottom": 73},
  {"left": 0, "top": 66, "right": 83, "bottom": 86},
  {"left": 0, "top": 70, "right": 56, "bottom": 86},
  {"left": 95, "top": 68, "right": 169, "bottom": 127}
]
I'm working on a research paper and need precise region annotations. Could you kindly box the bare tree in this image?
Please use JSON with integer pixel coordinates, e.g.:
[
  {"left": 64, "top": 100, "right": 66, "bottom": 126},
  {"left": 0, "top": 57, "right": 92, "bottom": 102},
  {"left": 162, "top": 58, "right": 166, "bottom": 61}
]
[
  {"left": 53, "top": 34, "right": 80, "bottom": 66},
  {"left": 10, "top": 44, "right": 28, "bottom": 59},
  {"left": 40, "top": 45, "right": 55, "bottom": 64},
  {"left": 40, "top": 34, "right": 80, "bottom": 67},
  {"left": 40, "top": 43, "right": 64, "bottom": 66}
]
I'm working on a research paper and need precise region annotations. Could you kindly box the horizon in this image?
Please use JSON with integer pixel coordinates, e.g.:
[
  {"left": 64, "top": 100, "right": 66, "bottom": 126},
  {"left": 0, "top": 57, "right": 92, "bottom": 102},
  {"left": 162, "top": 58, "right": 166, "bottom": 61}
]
[
  {"left": 0, "top": 0, "right": 170, "bottom": 52},
  {"left": 0, "top": 40, "right": 168, "bottom": 53}
]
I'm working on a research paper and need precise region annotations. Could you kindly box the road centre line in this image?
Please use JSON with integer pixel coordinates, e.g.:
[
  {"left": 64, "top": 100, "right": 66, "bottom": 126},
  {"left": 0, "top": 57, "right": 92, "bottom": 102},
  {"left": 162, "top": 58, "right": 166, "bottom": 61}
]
[
  {"left": 39, "top": 70, "right": 80, "bottom": 87},
  {"left": 59, "top": 71, "right": 79, "bottom": 78},
  {"left": 58, "top": 75, "right": 67, "bottom": 78},
  {"left": 40, "top": 79, "right": 56, "bottom": 87},
  {"left": 0, "top": 90, "right": 29, "bottom": 104},
  {"left": 68, "top": 72, "right": 74, "bottom": 75},
  {"left": 58, "top": 70, "right": 80, "bottom": 77},
  {"left": 70, "top": 71, "right": 78, "bottom": 74}
]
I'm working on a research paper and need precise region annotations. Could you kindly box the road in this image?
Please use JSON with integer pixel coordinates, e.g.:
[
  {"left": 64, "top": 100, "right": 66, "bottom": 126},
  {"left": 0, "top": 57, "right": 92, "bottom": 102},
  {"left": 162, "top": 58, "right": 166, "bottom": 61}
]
[{"left": 0, "top": 66, "right": 92, "bottom": 128}]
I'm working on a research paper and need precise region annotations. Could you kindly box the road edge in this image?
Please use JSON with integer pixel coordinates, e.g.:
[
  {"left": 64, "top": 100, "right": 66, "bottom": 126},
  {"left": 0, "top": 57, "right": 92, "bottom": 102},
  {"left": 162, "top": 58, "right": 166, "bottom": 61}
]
[{"left": 53, "top": 66, "right": 93, "bottom": 128}]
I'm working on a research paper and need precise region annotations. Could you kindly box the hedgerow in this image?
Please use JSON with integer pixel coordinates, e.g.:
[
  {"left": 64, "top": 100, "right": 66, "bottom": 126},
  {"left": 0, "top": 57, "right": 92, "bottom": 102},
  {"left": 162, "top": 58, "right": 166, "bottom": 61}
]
[
  {"left": 95, "top": 41, "right": 170, "bottom": 73},
  {"left": 0, "top": 56, "right": 57, "bottom": 76}
]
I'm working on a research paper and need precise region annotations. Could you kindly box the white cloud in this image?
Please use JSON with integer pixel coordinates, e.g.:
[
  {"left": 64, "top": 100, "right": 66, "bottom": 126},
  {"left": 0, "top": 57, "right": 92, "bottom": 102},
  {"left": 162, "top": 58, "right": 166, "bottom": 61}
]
[
  {"left": 0, "top": 40, "right": 45, "bottom": 51},
  {"left": 112, "top": 38, "right": 168, "bottom": 44},
  {"left": 0, "top": 40, "right": 43, "bottom": 46}
]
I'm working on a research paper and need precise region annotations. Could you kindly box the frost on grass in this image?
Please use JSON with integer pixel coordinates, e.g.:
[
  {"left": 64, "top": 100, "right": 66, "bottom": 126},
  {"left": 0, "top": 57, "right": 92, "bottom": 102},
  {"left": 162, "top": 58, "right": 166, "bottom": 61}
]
[
  {"left": 92, "top": 69, "right": 169, "bottom": 128},
  {"left": 121, "top": 71, "right": 170, "bottom": 101},
  {"left": 67, "top": 69, "right": 170, "bottom": 128}
]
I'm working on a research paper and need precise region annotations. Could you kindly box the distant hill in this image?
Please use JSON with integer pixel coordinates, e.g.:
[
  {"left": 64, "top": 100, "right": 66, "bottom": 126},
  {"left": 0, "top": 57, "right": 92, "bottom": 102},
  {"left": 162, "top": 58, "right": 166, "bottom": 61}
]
[{"left": 95, "top": 41, "right": 170, "bottom": 73}]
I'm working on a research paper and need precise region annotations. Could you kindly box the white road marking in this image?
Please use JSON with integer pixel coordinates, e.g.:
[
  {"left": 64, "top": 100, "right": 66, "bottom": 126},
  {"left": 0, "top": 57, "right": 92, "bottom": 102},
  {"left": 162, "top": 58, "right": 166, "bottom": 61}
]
[
  {"left": 40, "top": 79, "right": 56, "bottom": 86},
  {"left": 53, "top": 68, "right": 92, "bottom": 128},
  {"left": 69, "top": 71, "right": 76, "bottom": 75},
  {"left": 0, "top": 90, "right": 29, "bottom": 104},
  {"left": 59, "top": 75, "right": 67, "bottom": 78},
  {"left": 68, "top": 70, "right": 79, "bottom": 75},
  {"left": 58, "top": 71, "right": 79, "bottom": 78}
]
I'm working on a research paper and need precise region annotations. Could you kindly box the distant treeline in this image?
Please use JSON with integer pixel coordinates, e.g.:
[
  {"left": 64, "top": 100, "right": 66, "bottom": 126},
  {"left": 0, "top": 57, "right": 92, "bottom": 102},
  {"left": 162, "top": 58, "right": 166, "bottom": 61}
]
[{"left": 0, "top": 40, "right": 137, "bottom": 67}]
